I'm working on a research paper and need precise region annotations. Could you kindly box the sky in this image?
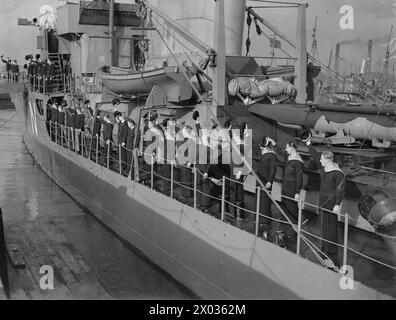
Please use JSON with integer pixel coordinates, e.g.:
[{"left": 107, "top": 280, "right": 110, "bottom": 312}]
[{"left": 0, "top": 0, "right": 395, "bottom": 75}]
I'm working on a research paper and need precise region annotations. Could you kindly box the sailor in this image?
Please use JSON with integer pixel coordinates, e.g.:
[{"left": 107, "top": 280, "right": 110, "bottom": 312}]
[
  {"left": 50, "top": 102, "right": 59, "bottom": 142},
  {"left": 64, "top": 101, "right": 76, "bottom": 149},
  {"left": 267, "top": 137, "right": 303, "bottom": 236},
  {"left": 91, "top": 111, "right": 102, "bottom": 160},
  {"left": 58, "top": 104, "right": 66, "bottom": 146},
  {"left": 125, "top": 119, "right": 136, "bottom": 178},
  {"left": 45, "top": 99, "right": 53, "bottom": 135},
  {"left": 229, "top": 122, "right": 251, "bottom": 221},
  {"left": 76, "top": 108, "right": 85, "bottom": 154},
  {"left": 118, "top": 114, "right": 128, "bottom": 174},
  {"left": 146, "top": 113, "right": 165, "bottom": 189},
  {"left": 202, "top": 144, "right": 231, "bottom": 214},
  {"left": 255, "top": 136, "right": 277, "bottom": 240},
  {"left": 102, "top": 114, "right": 114, "bottom": 166},
  {"left": 1, "top": 56, "right": 11, "bottom": 80},
  {"left": 46, "top": 58, "right": 55, "bottom": 92},
  {"left": 177, "top": 125, "right": 196, "bottom": 200},
  {"left": 161, "top": 118, "right": 175, "bottom": 191},
  {"left": 26, "top": 54, "right": 34, "bottom": 87},
  {"left": 305, "top": 135, "right": 345, "bottom": 268}
]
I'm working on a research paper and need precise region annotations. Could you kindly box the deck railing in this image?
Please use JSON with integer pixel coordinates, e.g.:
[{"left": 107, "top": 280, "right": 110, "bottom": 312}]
[{"left": 45, "top": 118, "right": 396, "bottom": 276}]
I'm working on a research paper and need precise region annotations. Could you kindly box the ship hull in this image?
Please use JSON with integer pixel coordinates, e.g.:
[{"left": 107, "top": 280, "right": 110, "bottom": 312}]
[{"left": 8, "top": 91, "right": 391, "bottom": 300}]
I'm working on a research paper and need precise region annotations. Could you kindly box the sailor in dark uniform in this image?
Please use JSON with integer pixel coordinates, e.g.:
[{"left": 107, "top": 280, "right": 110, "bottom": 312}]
[
  {"left": 175, "top": 125, "right": 195, "bottom": 200},
  {"left": 305, "top": 136, "right": 345, "bottom": 268},
  {"left": 202, "top": 146, "right": 231, "bottom": 214},
  {"left": 1, "top": 56, "right": 11, "bottom": 81},
  {"left": 125, "top": 119, "right": 136, "bottom": 177},
  {"left": 76, "top": 108, "right": 85, "bottom": 154},
  {"left": 46, "top": 58, "right": 55, "bottom": 93},
  {"left": 230, "top": 123, "right": 251, "bottom": 221},
  {"left": 58, "top": 104, "right": 66, "bottom": 146},
  {"left": 50, "top": 102, "right": 59, "bottom": 142},
  {"left": 102, "top": 114, "right": 114, "bottom": 166},
  {"left": 91, "top": 111, "right": 102, "bottom": 160},
  {"left": 65, "top": 103, "right": 77, "bottom": 150},
  {"left": 267, "top": 137, "right": 303, "bottom": 235},
  {"left": 118, "top": 114, "right": 128, "bottom": 174},
  {"left": 146, "top": 113, "right": 165, "bottom": 188},
  {"left": 255, "top": 136, "right": 277, "bottom": 239},
  {"left": 45, "top": 99, "right": 53, "bottom": 135}
]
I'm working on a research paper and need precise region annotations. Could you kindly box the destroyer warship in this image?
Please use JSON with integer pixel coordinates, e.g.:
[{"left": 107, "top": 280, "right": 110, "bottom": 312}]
[{"left": 3, "top": 0, "right": 396, "bottom": 299}]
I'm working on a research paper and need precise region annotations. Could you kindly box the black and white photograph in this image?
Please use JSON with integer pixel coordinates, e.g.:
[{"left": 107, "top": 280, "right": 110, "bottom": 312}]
[{"left": 0, "top": 0, "right": 395, "bottom": 305}]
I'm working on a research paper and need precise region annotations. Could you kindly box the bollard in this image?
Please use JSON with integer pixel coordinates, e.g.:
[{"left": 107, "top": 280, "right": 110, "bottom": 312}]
[
  {"left": 221, "top": 176, "right": 226, "bottom": 222},
  {"left": 55, "top": 123, "right": 58, "bottom": 144},
  {"left": 343, "top": 213, "right": 349, "bottom": 268},
  {"left": 255, "top": 186, "right": 261, "bottom": 237}
]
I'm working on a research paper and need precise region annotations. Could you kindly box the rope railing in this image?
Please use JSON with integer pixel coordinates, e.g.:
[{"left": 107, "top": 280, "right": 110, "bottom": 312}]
[{"left": 44, "top": 117, "right": 396, "bottom": 273}]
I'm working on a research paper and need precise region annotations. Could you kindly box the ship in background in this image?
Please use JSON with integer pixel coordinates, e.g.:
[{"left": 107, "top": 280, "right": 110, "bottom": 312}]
[{"left": 6, "top": 0, "right": 396, "bottom": 299}]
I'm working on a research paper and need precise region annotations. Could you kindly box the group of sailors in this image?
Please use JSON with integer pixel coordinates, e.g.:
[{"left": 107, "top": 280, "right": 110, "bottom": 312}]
[
  {"left": 46, "top": 99, "right": 87, "bottom": 152},
  {"left": 45, "top": 97, "right": 345, "bottom": 269},
  {"left": 25, "top": 54, "right": 57, "bottom": 92},
  {"left": 262, "top": 136, "right": 345, "bottom": 268},
  {"left": 1, "top": 55, "right": 20, "bottom": 82}
]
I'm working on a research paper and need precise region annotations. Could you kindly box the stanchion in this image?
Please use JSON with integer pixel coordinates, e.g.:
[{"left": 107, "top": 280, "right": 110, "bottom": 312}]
[
  {"left": 193, "top": 167, "right": 197, "bottom": 209},
  {"left": 61, "top": 125, "right": 63, "bottom": 147},
  {"left": 297, "top": 197, "right": 303, "bottom": 255},
  {"left": 74, "top": 129, "right": 78, "bottom": 153},
  {"left": 55, "top": 123, "right": 58, "bottom": 144},
  {"left": 343, "top": 213, "right": 349, "bottom": 267},
  {"left": 255, "top": 186, "right": 260, "bottom": 237},
  {"left": 170, "top": 162, "right": 174, "bottom": 198},
  {"left": 81, "top": 132, "right": 85, "bottom": 156},
  {"left": 107, "top": 142, "right": 110, "bottom": 169},
  {"left": 221, "top": 176, "right": 226, "bottom": 222},
  {"left": 67, "top": 127, "right": 70, "bottom": 150},
  {"left": 49, "top": 121, "right": 52, "bottom": 141},
  {"left": 150, "top": 154, "right": 154, "bottom": 190},
  {"left": 96, "top": 135, "right": 99, "bottom": 164},
  {"left": 119, "top": 145, "right": 122, "bottom": 175}
]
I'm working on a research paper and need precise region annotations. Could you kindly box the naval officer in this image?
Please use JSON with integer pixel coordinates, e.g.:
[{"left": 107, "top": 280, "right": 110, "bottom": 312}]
[{"left": 255, "top": 136, "right": 277, "bottom": 239}]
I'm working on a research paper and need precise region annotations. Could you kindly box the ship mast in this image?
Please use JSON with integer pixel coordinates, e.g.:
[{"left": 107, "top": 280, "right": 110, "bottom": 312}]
[
  {"left": 384, "top": 25, "right": 393, "bottom": 88},
  {"left": 310, "top": 16, "right": 319, "bottom": 60},
  {"left": 212, "top": 0, "right": 226, "bottom": 106},
  {"left": 109, "top": 0, "right": 115, "bottom": 66}
]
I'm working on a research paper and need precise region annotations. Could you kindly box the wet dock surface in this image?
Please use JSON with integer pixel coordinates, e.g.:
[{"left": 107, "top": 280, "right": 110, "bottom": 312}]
[{"left": 0, "top": 108, "right": 196, "bottom": 300}]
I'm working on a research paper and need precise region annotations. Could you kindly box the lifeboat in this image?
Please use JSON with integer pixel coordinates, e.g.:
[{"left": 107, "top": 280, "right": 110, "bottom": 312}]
[{"left": 96, "top": 64, "right": 198, "bottom": 102}]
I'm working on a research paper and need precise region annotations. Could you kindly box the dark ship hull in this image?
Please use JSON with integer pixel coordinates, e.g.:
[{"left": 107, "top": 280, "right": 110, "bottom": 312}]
[{"left": 8, "top": 89, "right": 390, "bottom": 300}]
